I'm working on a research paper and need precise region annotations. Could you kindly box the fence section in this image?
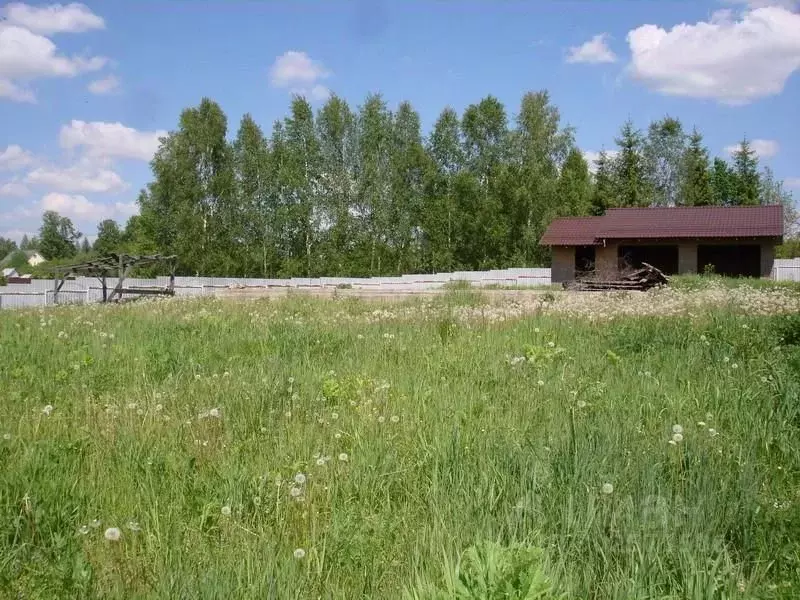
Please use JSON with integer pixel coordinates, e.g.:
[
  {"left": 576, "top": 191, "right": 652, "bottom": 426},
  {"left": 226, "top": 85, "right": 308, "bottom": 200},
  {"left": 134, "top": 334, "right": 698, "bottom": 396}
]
[
  {"left": 773, "top": 258, "right": 800, "bottom": 282},
  {"left": 0, "top": 268, "right": 553, "bottom": 310}
]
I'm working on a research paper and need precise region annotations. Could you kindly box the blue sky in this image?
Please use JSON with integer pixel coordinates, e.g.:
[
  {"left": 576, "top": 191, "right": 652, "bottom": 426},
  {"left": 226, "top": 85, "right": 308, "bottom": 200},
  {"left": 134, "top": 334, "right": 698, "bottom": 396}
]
[{"left": 1, "top": 0, "right": 799, "bottom": 242}]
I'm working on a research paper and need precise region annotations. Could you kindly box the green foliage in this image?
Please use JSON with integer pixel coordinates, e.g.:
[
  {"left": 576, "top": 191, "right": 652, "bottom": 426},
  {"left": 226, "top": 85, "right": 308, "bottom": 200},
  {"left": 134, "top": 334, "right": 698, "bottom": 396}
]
[
  {"left": 0, "top": 236, "right": 16, "bottom": 260},
  {"left": 776, "top": 238, "right": 800, "bottom": 258},
  {"left": 681, "top": 129, "right": 714, "bottom": 206},
  {"left": 614, "top": 120, "right": 650, "bottom": 208},
  {"left": 643, "top": 116, "right": 686, "bottom": 207},
  {"left": 93, "top": 219, "right": 123, "bottom": 257},
  {"left": 406, "top": 541, "right": 558, "bottom": 600},
  {"left": 38, "top": 211, "right": 80, "bottom": 260},
  {"left": 8, "top": 249, "right": 30, "bottom": 270},
  {"left": 731, "top": 138, "right": 760, "bottom": 205}
]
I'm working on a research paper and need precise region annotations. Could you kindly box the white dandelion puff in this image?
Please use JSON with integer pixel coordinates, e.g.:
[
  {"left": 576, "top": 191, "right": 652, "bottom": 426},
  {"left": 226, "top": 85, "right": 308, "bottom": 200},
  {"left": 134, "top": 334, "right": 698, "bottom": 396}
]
[
  {"left": 90, "top": 519, "right": 102, "bottom": 528},
  {"left": 294, "top": 473, "right": 307, "bottom": 485},
  {"left": 697, "top": 421, "right": 706, "bottom": 427},
  {"left": 315, "top": 458, "right": 325, "bottom": 467},
  {"left": 537, "top": 380, "right": 545, "bottom": 387},
  {"left": 2, "top": 433, "right": 10, "bottom": 441},
  {"left": 221, "top": 505, "right": 232, "bottom": 517},
  {"left": 601, "top": 483, "right": 614, "bottom": 495},
  {"left": 377, "top": 416, "right": 385, "bottom": 424},
  {"left": 334, "top": 432, "right": 342, "bottom": 439},
  {"left": 331, "top": 412, "right": 339, "bottom": 420},
  {"left": 672, "top": 432, "right": 683, "bottom": 443},
  {"left": 293, "top": 548, "right": 306, "bottom": 559},
  {"left": 338, "top": 452, "right": 349, "bottom": 462},
  {"left": 708, "top": 428, "right": 718, "bottom": 437},
  {"left": 42, "top": 405, "right": 54, "bottom": 416},
  {"left": 208, "top": 408, "right": 221, "bottom": 418},
  {"left": 390, "top": 415, "right": 400, "bottom": 423},
  {"left": 672, "top": 424, "right": 683, "bottom": 435},
  {"left": 104, "top": 527, "right": 121, "bottom": 541},
  {"left": 577, "top": 400, "right": 587, "bottom": 409},
  {"left": 547, "top": 341, "right": 555, "bottom": 348},
  {"left": 78, "top": 525, "right": 90, "bottom": 535},
  {"left": 126, "top": 521, "right": 141, "bottom": 532},
  {"left": 290, "top": 486, "right": 303, "bottom": 498}
]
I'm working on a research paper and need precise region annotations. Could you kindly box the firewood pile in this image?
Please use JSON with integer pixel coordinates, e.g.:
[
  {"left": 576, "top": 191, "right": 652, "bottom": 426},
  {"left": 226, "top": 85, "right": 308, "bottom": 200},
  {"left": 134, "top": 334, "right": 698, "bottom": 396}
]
[{"left": 566, "top": 262, "right": 669, "bottom": 291}]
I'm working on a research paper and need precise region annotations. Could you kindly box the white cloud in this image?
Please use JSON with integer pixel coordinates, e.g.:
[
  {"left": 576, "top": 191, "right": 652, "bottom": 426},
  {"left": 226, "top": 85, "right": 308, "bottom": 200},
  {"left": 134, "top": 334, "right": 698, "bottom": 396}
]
[
  {"left": 0, "top": 23, "right": 106, "bottom": 102},
  {"left": 786, "top": 177, "right": 800, "bottom": 188},
  {"left": 627, "top": 7, "right": 800, "bottom": 104},
  {"left": 0, "top": 229, "right": 34, "bottom": 243},
  {"left": 40, "top": 192, "right": 135, "bottom": 221},
  {"left": 269, "top": 50, "right": 332, "bottom": 99},
  {"left": 0, "top": 78, "right": 35, "bottom": 102},
  {"left": 87, "top": 74, "right": 120, "bottom": 95},
  {"left": 0, "top": 145, "right": 35, "bottom": 170},
  {"left": 724, "top": 139, "right": 780, "bottom": 158},
  {"left": 0, "top": 181, "right": 31, "bottom": 197},
  {"left": 59, "top": 120, "right": 166, "bottom": 161},
  {"left": 2, "top": 2, "right": 105, "bottom": 35},
  {"left": 583, "top": 149, "right": 619, "bottom": 173},
  {"left": 566, "top": 34, "right": 617, "bottom": 64},
  {"left": 26, "top": 162, "right": 127, "bottom": 193}
]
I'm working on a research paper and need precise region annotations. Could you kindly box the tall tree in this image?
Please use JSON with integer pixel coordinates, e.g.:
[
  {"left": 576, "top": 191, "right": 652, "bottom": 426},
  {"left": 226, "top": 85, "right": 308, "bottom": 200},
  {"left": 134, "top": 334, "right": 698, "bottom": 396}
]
[
  {"left": 94, "top": 219, "right": 122, "bottom": 256},
  {"left": 0, "top": 237, "right": 16, "bottom": 260},
  {"left": 557, "top": 148, "right": 592, "bottom": 216},
  {"left": 38, "top": 211, "right": 80, "bottom": 260},
  {"left": 233, "top": 113, "right": 271, "bottom": 276},
  {"left": 614, "top": 120, "right": 649, "bottom": 207},
  {"left": 760, "top": 166, "right": 797, "bottom": 234},
  {"left": 680, "top": 129, "right": 713, "bottom": 206},
  {"left": 355, "top": 94, "right": 393, "bottom": 275},
  {"left": 389, "top": 100, "right": 426, "bottom": 273},
  {"left": 459, "top": 96, "right": 509, "bottom": 267},
  {"left": 643, "top": 116, "right": 686, "bottom": 206},
  {"left": 19, "top": 234, "right": 30, "bottom": 251},
  {"left": 508, "top": 91, "right": 574, "bottom": 265},
  {"left": 282, "top": 96, "right": 323, "bottom": 276},
  {"left": 422, "top": 107, "right": 464, "bottom": 272},
  {"left": 731, "top": 139, "right": 760, "bottom": 205},
  {"left": 316, "top": 95, "right": 358, "bottom": 275},
  {"left": 142, "top": 98, "right": 233, "bottom": 275},
  {"left": 711, "top": 158, "right": 734, "bottom": 206},
  {"left": 80, "top": 237, "right": 91, "bottom": 254},
  {"left": 590, "top": 149, "right": 616, "bottom": 215}
]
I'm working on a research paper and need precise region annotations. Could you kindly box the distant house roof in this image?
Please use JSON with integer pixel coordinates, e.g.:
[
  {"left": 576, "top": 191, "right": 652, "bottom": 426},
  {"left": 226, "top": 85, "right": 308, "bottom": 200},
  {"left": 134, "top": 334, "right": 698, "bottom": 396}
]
[
  {"left": 540, "top": 205, "right": 784, "bottom": 246},
  {"left": 2, "top": 267, "right": 17, "bottom": 277}
]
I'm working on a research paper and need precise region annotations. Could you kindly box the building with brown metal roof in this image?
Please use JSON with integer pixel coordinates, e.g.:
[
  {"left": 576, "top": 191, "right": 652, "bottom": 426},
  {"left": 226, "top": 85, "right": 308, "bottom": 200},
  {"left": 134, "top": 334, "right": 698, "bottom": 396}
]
[{"left": 540, "top": 205, "right": 784, "bottom": 282}]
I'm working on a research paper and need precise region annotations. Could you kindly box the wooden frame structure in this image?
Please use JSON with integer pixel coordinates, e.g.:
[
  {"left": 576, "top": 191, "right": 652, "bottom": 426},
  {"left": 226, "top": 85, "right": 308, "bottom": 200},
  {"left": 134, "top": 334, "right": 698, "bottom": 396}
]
[{"left": 52, "top": 254, "right": 177, "bottom": 304}]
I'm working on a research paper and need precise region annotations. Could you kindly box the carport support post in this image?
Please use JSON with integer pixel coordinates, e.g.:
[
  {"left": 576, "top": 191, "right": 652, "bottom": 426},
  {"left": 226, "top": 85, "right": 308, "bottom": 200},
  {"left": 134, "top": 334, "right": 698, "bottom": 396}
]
[{"left": 102, "top": 273, "right": 107, "bottom": 302}]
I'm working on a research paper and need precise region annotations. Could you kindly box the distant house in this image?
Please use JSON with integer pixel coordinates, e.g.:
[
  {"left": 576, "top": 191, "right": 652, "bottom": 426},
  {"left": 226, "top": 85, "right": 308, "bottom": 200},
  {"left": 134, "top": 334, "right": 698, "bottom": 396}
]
[
  {"left": 0, "top": 250, "right": 46, "bottom": 268},
  {"left": 540, "top": 205, "right": 784, "bottom": 282},
  {"left": 2, "top": 267, "right": 17, "bottom": 278}
]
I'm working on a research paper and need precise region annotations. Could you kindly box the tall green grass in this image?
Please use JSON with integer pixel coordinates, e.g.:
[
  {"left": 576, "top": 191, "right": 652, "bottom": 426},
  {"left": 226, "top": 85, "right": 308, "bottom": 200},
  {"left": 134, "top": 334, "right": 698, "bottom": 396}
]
[{"left": 0, "top": 297, "right": 798, "bottom": 598}]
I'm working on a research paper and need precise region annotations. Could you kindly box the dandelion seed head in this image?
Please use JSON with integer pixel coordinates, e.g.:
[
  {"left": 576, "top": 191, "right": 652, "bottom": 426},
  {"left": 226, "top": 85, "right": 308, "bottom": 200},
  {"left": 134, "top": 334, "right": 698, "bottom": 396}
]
[
  {"left": 390, "top": 415, "right": 400, "bottom": 423},
  {"left": 334, "top": 432, "right": 342, "bottom": 439},
  {"left": 2, "top": 433, "right": 10, "bottom": 441},
  {"left": 331, "top": 412, "right": 339, "bottom": 420},
  {"left": 126, "top": 521, "right": 140, "bottom": 532},
  {"left": 293, "top": 548, "right": 306, "bottom": 559},
  {"left": 104, "top": 527, "right": 121, "bottom": 542},
  {"left": 316, "top": 458, "right": 325, "bottom": 467},
  {"left": 708, "top": 428, "right": 718, "bottom": 437},
  {"left": 290, "top": 486, "right": 303, "bottom": 497},
  {"left": 577, "top": 400, "right": 587, "bottom": 409},
  {"left": 294, "top": 473, "right": 307, "bottom": 485},
  {"left": 79, "top": 525, "right": 90, "bottom": 535},
  {"left": 601, "top": 483, "right": 614, "bottom": 495},
  {"left": 90, "top": 519, "right": 102, "bottom": 528},
  {"left": 672, "top": 424, "right": 683, "bottom": 435},
  {"left": 220, "top": 505, "right": 232, "bottom": 517},
  {"left": 672, "top": 432, "right": 683, "bottom": 443},
  {"left": 338, "top": 452, "right": 349, "bottom": 462},
  {"left": 42, "top": 405, "right": 54, "bottom": 416},
  {"left": 377, "top": 416, "right": 385, "bottom": 424},
  {"left": 208, "top": 408, "right": 221, "bottom": 418}
]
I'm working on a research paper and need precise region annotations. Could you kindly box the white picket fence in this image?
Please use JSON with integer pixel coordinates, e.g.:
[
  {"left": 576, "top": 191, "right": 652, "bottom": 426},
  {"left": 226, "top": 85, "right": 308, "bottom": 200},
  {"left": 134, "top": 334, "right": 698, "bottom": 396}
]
[
  {"left": 0, "top": 268, "right": 552, "bottom": 310},
  {"left": 773, "top": 258, "right": 800, "bottom": 282}
]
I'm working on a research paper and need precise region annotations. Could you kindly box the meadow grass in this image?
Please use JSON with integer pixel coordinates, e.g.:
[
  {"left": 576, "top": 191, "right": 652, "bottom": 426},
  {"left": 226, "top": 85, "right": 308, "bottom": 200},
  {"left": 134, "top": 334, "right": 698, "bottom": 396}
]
[{"left": 1, "top": 294, "right": 800, "bottom": 599}]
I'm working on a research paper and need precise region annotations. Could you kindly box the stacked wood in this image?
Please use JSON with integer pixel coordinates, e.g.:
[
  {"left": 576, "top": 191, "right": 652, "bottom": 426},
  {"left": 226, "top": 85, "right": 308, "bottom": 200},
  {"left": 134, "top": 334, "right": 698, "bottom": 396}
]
[{"left": 566, "top": 262, "right": 669, "bottom": 291}]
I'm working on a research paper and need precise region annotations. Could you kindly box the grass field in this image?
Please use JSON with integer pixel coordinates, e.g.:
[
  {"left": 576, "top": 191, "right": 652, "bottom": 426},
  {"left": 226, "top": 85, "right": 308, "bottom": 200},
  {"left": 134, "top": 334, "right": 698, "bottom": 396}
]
[{"left": 2, "top": 286, "right": 800, "bottom": 599}]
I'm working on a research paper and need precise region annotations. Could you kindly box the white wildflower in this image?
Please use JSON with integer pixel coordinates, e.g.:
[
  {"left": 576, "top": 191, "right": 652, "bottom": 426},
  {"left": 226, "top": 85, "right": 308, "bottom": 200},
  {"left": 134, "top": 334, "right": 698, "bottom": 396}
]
[
  {"left": 534, "top": 327, "right": 540, "bottom": 333},
  {"left": 78, "top": 525, "right": 90, "bottom": 535},
  {"left": 316, "top": 458, "right": 325, "bottom": 467},
  {"left": 697, "top": 421, "right": 706, "bottom": 427},
  {"left": 334, "top": 432, "right": 342, "bottom": 439},
  {"left": 253, "top": 496, "right": 261, "bottom": 506},
  {"left": 377, "top": 416, "right": 385, "bottom": 424},
  {"left": 577, "top": 400, "right": 587, "bottom": 409},
  {"left": 220, "top": 505, "right": 232, "bottom": 517},
  {"left": 672, "top": 432, "right": 683, "bottom": 443},
  {"left": 260, "top": 426, "right": 267, "bottom": 433},
  {"left": 708, "top": 428, "right": 718, "bottom": 437},
  {"left": 547, "top": 341, "right": 555, "bottom": 348},
  {"left": 288, "top": 377, "right": 295, "bottom": 384},
  {"left": 672, "top": 424, "right": 683, "bottom": 435},
  {"left": 331, "top": 412, "right": 339, "bottom": 420},
  {"left": 601, "top": 483, "right": 614, "bottom": 495},
  {"left": 723, "top": 356, "right": 730, "bottom": 363},
  {"left": 731, "top": 363, "right": 738, "bottom": 369},
  {"left": 155, "top": 404, "right": 163, "bottom": 412},
  {"left": 537, "top": 380, "right": 545, "bottom": 387},
  {"left": 2, "top": 433, "right": 10, "bottom": 441},
  {"left": 126, "top": 521, "right": 141, "bottom": 532},
  {"left": 338, "top": 452, "right": 349, "bottom": 462},
  {"left": 90, "top": 519, "right": 102, "bottom": 528},
  {"left": 293, "top": 548, "right": 306, "bottom": 559},
  {"left": 208, "top": 408, "right": 221, "bottom": 419},
  {"left": 104, "top": 527, "right": 121, "bottom": 542},
  {"left": 390, "top": 415, "right": 400, "bottom": 423}
]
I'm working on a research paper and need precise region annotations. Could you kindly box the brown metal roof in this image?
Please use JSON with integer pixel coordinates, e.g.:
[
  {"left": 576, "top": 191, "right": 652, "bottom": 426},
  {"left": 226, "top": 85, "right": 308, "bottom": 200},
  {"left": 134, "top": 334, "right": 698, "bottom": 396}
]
[{"left": 540, "top": 205, "right": 783, "bottom": 246}]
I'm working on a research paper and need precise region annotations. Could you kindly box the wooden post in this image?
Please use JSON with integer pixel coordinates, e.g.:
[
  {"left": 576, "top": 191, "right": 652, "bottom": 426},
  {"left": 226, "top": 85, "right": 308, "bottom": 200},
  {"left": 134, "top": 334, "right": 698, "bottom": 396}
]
[{"left": 102, "top": 273, "right": 107, "bottom": 302}]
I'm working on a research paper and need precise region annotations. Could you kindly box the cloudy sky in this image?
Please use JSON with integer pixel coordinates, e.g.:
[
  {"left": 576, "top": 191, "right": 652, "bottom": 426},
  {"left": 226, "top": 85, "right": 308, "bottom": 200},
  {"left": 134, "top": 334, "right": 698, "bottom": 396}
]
[{"left": 1, "top": 0, "right": 799, "bottom": 242}]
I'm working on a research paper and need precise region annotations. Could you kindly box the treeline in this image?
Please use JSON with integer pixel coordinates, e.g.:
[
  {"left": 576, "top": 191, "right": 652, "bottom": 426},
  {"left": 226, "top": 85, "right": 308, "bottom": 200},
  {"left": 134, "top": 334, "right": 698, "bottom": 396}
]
[{"left": 7, "top": 91, "right": 796, "bottom": 275}]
